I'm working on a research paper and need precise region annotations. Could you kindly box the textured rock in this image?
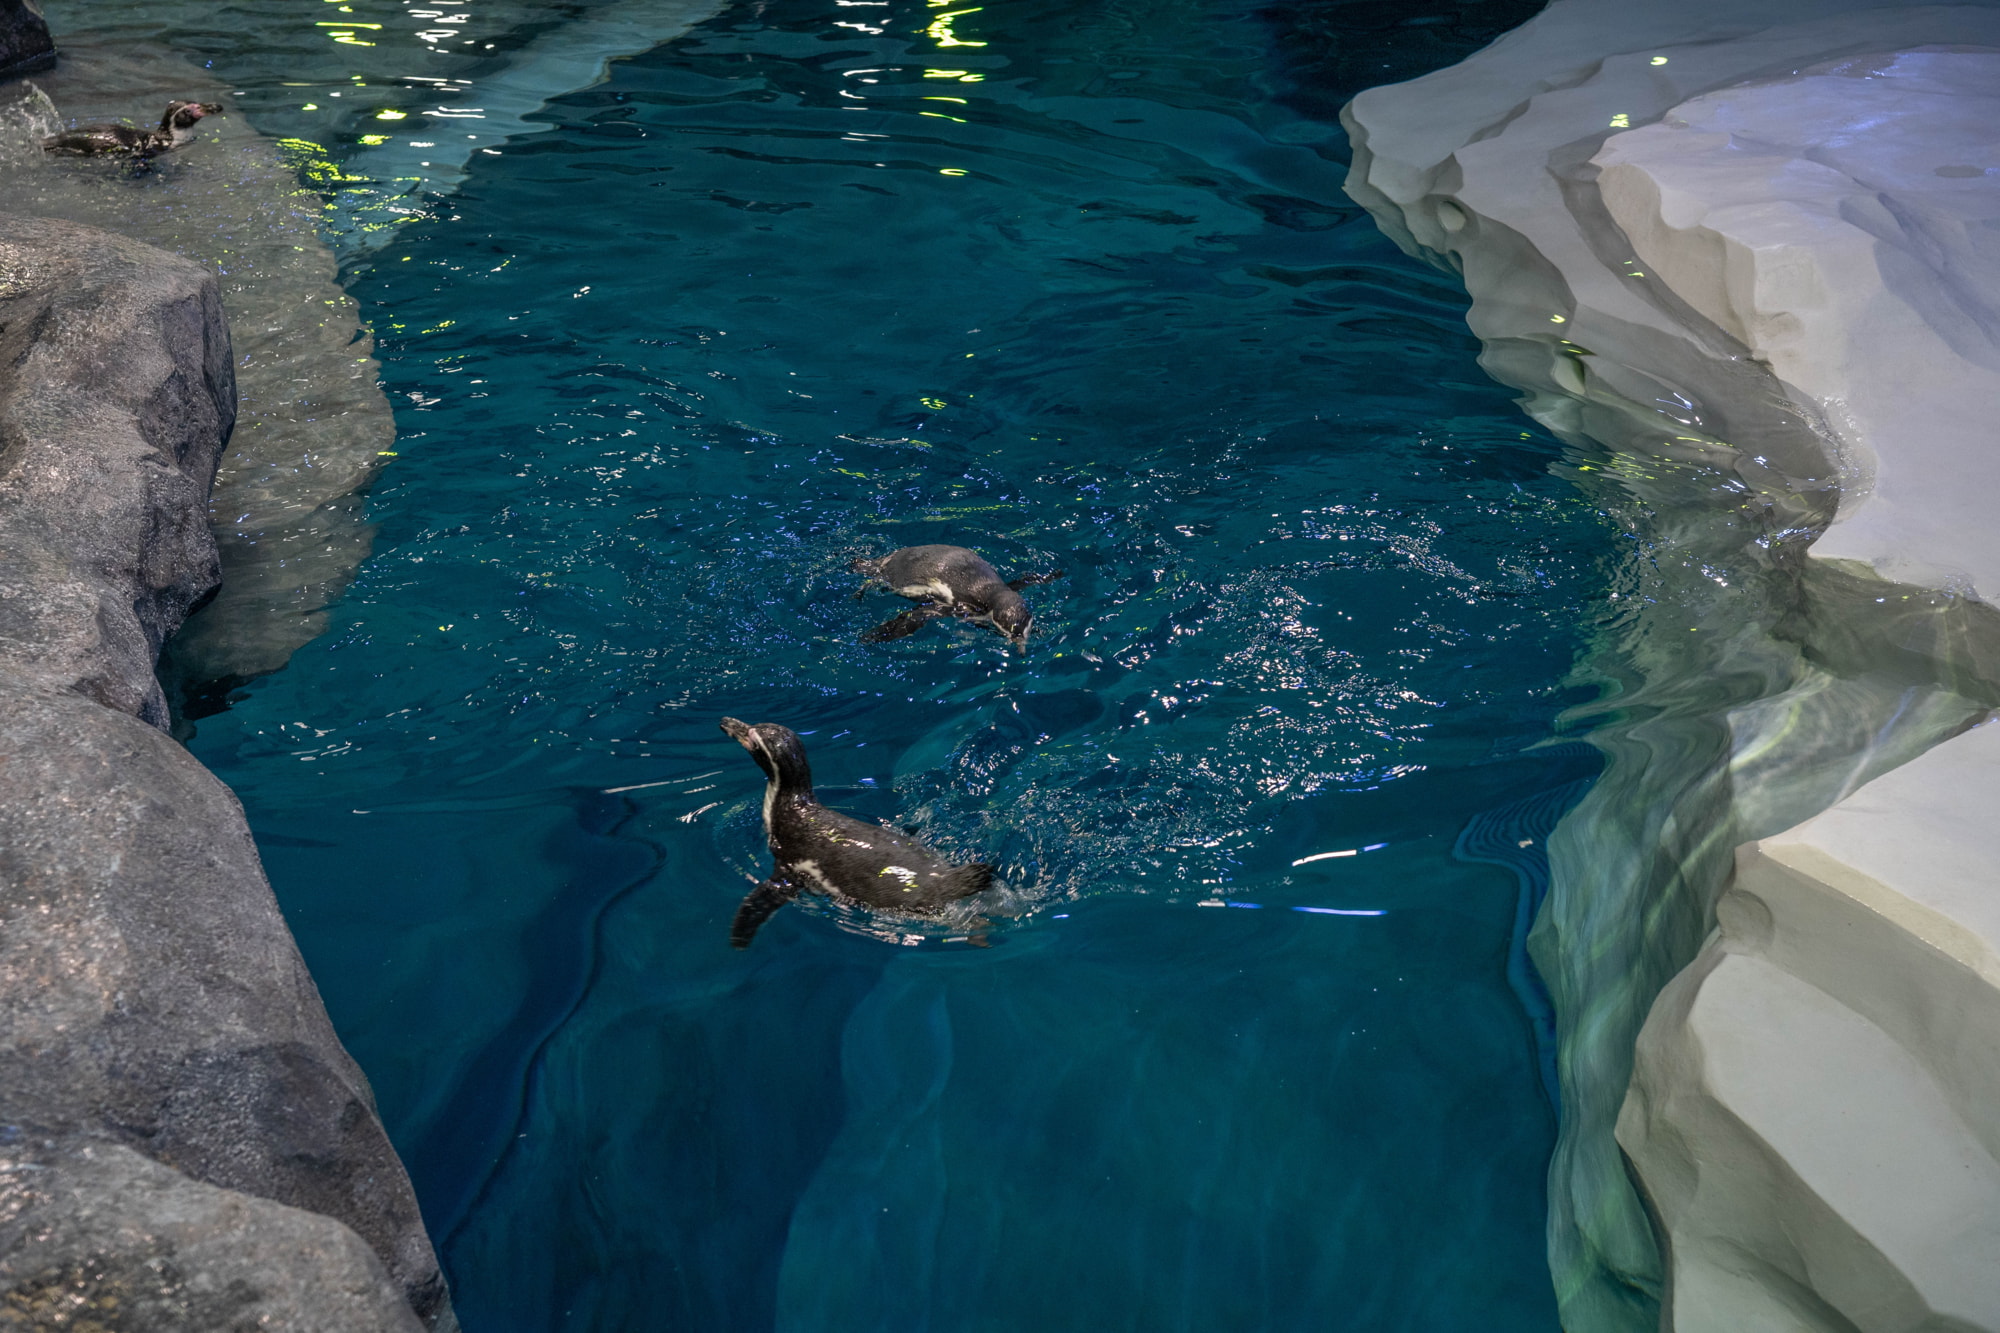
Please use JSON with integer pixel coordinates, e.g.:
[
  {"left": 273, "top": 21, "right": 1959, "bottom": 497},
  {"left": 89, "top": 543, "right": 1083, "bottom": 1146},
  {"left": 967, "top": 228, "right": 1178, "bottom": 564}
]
[
  {"left": 1623, "top": 949, "right": 2000, "bottom": 1332},
  {"left": 0, "top": 214, "right": 231, "bottom": 727},
  {"left": 1595, "top": 40, "right": 2000, "bottom": 1333},
  {"left": 1595, "top": 48, "right": 2000, "bottom": 599},
  {"left": 1342, "top": 4, "right": 2000, "bottom": 1330},
  {"left": 0, "top": 1, "right": 723, "bottom": 691},
  {"left": 0, "top": 214, "right": 446, "bottom": 1325},
  {"left": 0, "top": 47, "right": 397, "bottom": 691},
  {"left": 1621, "top": 720, "right": 2000, "bottom": 1332},
  {"left": 0, "top": 1136, "right": 423, "bottom": 1332},
  {"left": 0, "top": 0, "right": 53, "bottom": 81}
]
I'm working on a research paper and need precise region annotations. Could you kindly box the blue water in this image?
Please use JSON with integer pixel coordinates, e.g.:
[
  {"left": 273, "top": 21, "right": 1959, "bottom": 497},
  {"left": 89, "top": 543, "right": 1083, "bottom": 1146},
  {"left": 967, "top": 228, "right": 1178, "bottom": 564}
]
[{"left": 186, "top": 0, "right": 1611, "bottom": 1327}]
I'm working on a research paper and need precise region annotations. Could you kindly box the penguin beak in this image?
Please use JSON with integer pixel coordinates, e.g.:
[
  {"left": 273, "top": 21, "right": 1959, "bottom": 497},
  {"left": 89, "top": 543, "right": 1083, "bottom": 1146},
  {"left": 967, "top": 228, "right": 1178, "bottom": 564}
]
[{"left": 719, "top": 716, "right": 753, "bottom": 746}]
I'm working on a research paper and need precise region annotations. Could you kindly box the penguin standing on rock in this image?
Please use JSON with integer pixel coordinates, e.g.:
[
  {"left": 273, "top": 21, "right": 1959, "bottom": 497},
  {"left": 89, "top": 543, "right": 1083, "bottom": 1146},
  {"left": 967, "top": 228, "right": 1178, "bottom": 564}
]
[
  {"left": 42, "top": 100, "right": 223, "bottom": 160},
  {"left": 851, "top": 544, "right": 1060, "bottom": 652},
  {"left": 720, "top": 717, "right": 995, "bottom": 948}
]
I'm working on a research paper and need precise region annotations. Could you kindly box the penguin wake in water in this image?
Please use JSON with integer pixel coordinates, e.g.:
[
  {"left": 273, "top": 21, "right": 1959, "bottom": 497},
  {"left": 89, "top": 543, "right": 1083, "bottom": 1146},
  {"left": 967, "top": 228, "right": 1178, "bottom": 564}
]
[
  {"left": 720, "top": 717, "right": 994, "bottom": 948},
  {"left": 850, "top": 544, "right": 1061, "bottom": 652},
  {"left": 42, "top": 101, "right": 223, "bottom": 160}
]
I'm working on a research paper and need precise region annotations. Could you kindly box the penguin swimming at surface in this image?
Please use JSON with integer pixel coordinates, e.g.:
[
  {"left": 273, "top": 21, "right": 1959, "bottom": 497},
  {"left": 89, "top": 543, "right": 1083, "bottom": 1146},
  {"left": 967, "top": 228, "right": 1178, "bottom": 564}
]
[
  {"left": 42, "top": 100, "right": 223, "bottom": 159},
  {"left": 850, "top": 544, "right": 1060, "bottom": 652},
  {"left": 720, "top": 716, "right": 995, "bottom": 948}
]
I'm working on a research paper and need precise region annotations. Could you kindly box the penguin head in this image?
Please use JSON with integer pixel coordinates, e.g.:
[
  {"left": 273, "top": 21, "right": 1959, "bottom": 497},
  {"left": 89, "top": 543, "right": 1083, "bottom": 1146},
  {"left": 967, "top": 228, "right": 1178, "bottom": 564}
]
[
  {"left": 720, "top": 717, "right": 813, "bottom": 789},
  {"left": 162, "top": 101, "right": 221, "bottom": 131},
  {"left": 992, "top": 598, "right": 1033, "bottom": 653}
]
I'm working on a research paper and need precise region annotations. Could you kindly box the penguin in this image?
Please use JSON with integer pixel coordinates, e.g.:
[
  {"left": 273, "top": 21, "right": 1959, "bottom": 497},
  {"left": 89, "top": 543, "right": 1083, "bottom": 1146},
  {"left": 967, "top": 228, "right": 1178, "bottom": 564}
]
[
  {"left": 720, "top": 716, "right": 994, "bottom": 948},
  {"left": 42, "top": 100, "right": 222, "bottom": 159},
  {"left": 850, "top": 544, "right": 1060, "bottom": 652}
]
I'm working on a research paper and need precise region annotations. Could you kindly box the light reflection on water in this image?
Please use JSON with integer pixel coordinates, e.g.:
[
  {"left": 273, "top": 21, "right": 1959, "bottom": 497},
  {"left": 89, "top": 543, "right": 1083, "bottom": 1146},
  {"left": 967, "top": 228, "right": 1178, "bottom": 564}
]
[{"left": 179, "top": 0, "right": 1592, "bottom": 1328}]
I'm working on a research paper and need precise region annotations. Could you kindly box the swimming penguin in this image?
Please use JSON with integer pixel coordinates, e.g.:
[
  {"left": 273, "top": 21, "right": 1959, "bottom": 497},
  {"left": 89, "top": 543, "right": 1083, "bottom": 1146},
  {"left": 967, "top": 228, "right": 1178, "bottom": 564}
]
[
  {"left": 720, "top": 716, "right": 994, "bottom": 948},
  {"left": 42, "top": 101, "right": 223, "bottom": 159},
  {"left": 850, "top": 544, "right": 1060, "bottom": 652}
]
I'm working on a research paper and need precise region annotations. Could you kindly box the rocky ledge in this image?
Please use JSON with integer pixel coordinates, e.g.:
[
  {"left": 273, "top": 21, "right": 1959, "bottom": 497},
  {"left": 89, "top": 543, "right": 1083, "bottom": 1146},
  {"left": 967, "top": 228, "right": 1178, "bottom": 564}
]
[
  {"left": 0, "top": 0, "right": 52, "bottom": 82},
  {"left": 1345, "top": 2, "right": 2000, "bottom": 1330},
  {"left": 0, "top": 214, "right": 446, "bottom": 1330}
]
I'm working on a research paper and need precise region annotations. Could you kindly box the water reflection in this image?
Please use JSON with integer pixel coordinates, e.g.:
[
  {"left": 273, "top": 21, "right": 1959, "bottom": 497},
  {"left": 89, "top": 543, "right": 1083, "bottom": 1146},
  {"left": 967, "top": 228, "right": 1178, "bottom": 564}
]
[
  {"left": 9, "top": 0, "right": 725, "bottom": 700},
  {"left": 0, "top": 43, "right": 395, "bottom": 692},
  {"left": 1477, "top": 298, "right": 2000, "bottom": 1329},
  {"left": 180, "top": 0, "right": 1592, "bottom": 1327}
]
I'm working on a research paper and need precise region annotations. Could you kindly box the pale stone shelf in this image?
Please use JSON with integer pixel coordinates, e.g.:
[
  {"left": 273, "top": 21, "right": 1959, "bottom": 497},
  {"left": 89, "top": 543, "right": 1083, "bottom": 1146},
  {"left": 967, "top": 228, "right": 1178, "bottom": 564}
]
[
  {"left": 1343, "top": 2, "right": 2000, "bottom": 1329},
  {"left": 1627, "top": 720, "right": 2000, "bottom": 1330}
]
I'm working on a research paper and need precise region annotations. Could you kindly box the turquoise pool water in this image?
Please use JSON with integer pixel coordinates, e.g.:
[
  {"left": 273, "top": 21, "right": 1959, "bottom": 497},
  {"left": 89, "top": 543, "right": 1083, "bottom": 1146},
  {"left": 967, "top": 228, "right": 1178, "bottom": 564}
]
[{"left": 181, "top": 0, "right": 1611, "bottom": 1327}]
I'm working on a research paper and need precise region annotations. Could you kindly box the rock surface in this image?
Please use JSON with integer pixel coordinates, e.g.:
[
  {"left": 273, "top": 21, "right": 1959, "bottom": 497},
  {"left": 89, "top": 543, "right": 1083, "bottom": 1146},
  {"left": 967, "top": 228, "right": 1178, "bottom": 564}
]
[
  {"left": 0, "top": 0, "right": 728, "bottom": 696},
  {"left": 1594, "top": 47, "right": 2000, "bottom": 598},
  {"left": 1596, "top": 46, "right": 2000, "bottom": 1333},
  {"left": 0, "top": 0, "right": 52, "bottom": 80},
  {"left": 0, "top": 45, "right": 399, "bottom": 692},
  {"left": 0, "top": 213, "right": 443, "bottom": 1328},
  {"left": 1343, "top": 3, "right": 2000, "bottom": 1330},
  {"left": 0, "top": 1136, "right": 422, "bottom": 1332},
  {"left": 0, "top": 214, "right": 231, "bottom": 727},
  {"left": 1623, "top": 720, "right": 2000, "bottom": 1332}
]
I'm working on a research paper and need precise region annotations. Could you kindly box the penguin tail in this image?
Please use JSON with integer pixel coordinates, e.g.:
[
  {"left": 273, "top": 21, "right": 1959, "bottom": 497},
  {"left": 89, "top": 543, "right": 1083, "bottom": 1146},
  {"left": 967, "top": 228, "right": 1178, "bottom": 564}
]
[{"left": 946, "top": 862, "right": 995, "bottom": 898}]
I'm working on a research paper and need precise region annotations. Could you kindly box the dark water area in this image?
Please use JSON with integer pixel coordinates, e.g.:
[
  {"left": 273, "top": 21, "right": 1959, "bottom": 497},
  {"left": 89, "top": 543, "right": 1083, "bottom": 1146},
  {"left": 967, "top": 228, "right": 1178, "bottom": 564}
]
[{"left": 186, "top": 0, "right": 1611, "bottom": 1327}]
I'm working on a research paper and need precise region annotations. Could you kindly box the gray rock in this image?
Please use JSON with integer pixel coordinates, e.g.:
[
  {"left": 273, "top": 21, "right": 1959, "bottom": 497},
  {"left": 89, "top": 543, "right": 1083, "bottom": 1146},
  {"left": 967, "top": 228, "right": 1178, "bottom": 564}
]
[
  {"left": 0, "top": 214, "right": 448, "bottom": 1326},
  {"left": 0, "top": 0, "right": 52, "bottom": 82},
  {"left": 0, "top": 44, "right": 401, "bottom": 690},
  {"left": 0, "top": 1136, "right": 423, "bottom": 1332},
  {"left": 0, "top": 213, "right": 231, "bottom": 728}
]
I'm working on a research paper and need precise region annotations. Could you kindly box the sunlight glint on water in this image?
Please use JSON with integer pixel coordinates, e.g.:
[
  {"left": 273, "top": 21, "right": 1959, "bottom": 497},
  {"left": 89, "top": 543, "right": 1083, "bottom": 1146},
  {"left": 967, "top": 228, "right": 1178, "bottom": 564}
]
[{"left": 184, "top": 1, "right": 1598, "bottom": 1327}]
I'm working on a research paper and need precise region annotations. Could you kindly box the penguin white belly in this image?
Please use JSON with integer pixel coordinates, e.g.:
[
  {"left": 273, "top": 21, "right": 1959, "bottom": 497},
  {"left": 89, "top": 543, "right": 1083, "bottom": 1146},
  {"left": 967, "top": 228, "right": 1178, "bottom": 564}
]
[
  {"left": 791, "top": 858, "right": 841, "bottom": 896},
  {"left": 895, "top": 579, "right": 956, "bottom": 604}
]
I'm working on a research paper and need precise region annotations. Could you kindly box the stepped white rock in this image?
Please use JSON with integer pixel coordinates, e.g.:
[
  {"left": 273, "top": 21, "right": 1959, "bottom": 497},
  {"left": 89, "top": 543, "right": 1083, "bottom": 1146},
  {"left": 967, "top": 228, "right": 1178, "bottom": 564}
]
[
  {"left": 1344, "top": 3, "right": 2000, "bottom": 1329},
  {"left": 1593, "top": 47, "right": 2000, "bottom": 596},
  {"left": 1626, "top": 720, "right": 2000, "bottom": 1331}
]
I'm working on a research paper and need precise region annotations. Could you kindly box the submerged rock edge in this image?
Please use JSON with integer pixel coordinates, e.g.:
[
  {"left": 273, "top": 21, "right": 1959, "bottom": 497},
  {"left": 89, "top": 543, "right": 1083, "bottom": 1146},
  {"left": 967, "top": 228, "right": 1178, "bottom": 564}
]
[
  {"left": 0, "top": 212, "right": 444, "bottom": 1331},
  {"left": 1343, "top": 2, "right": 2000, "bottom": 1330}
]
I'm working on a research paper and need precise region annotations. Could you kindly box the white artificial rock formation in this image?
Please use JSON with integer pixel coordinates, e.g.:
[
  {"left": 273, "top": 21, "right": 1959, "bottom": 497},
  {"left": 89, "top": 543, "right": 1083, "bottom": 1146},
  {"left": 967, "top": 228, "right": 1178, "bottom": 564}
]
[
  {"left": 1595, "top": 48, "right": 2000, "bottom": 595},
  {"left": 1599, "top": 47, "right": 2000, "bottom": 1333},
  {"left": 1344, "top": 3, "right": 2000, "bottom": 1330},
  {"left": 1624, "top": 719, "right": 2000, "bottom": 1331}
]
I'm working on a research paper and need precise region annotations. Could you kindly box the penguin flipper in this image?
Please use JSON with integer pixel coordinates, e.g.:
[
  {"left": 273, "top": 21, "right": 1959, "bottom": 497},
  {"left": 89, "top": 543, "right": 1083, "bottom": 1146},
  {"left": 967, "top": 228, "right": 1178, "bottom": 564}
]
[
  {"left": 731, "top": 878, "right": 798, "bottom": 949},
  {"left": 861, "top": 607, "right": 942, "bottom": 643},
  {"left": 1006, "top": 569, "right": 1065, "bottom": 591}
]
